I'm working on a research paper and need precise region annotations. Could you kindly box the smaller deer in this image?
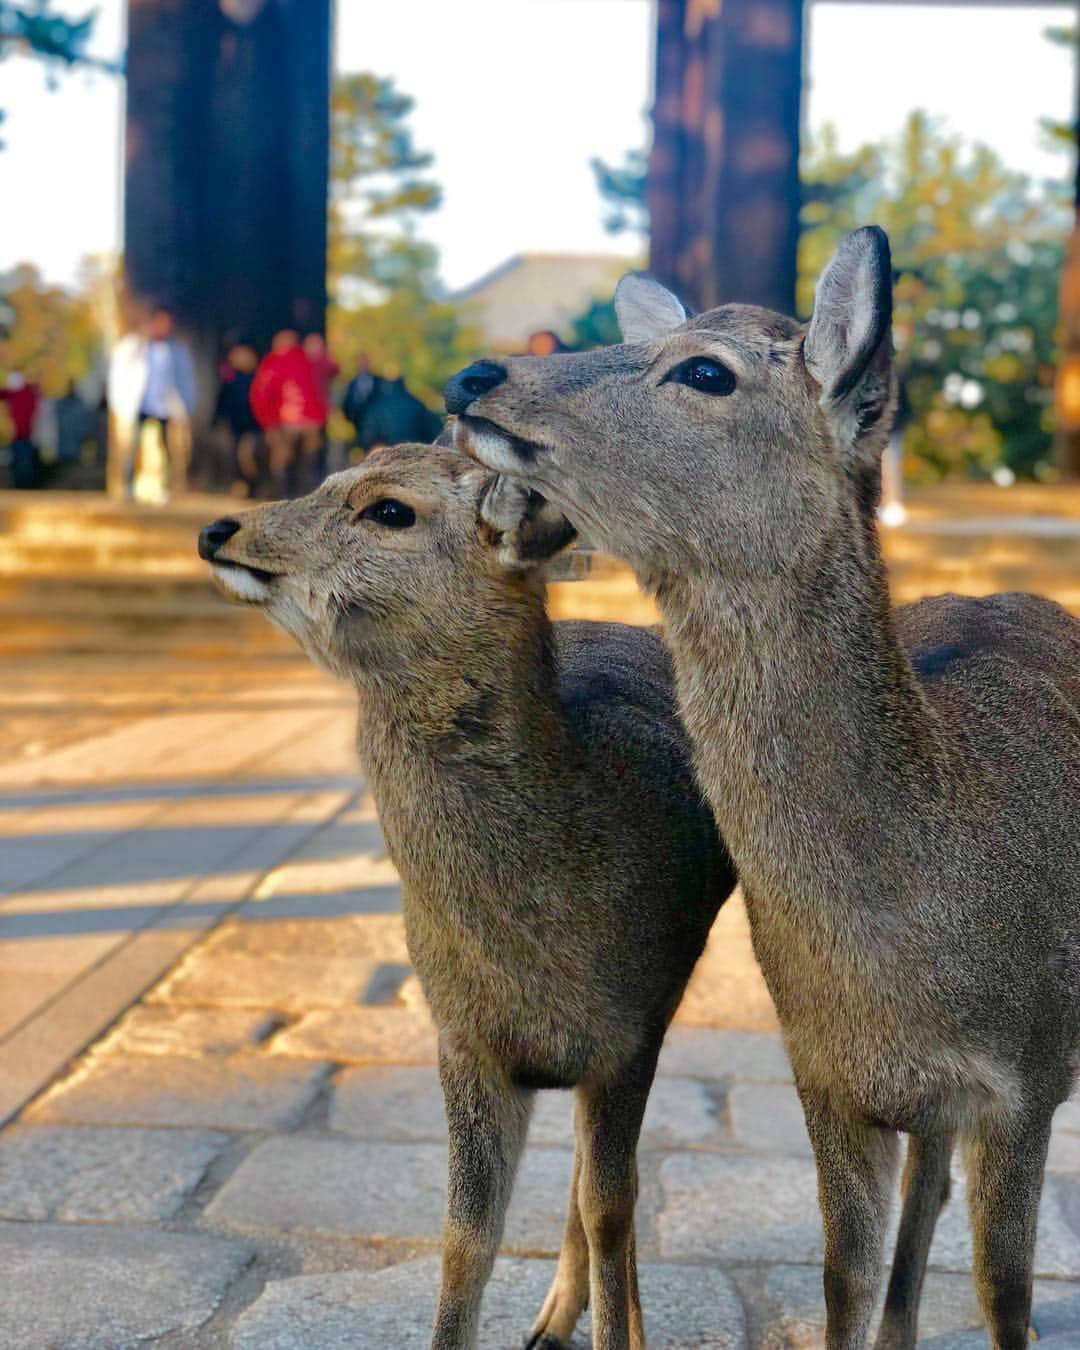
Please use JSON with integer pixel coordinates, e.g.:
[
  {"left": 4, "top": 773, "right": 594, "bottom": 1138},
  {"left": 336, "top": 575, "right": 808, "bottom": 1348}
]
[{"left": 198, "top": 444, "right": 736, "bottom": 1348}]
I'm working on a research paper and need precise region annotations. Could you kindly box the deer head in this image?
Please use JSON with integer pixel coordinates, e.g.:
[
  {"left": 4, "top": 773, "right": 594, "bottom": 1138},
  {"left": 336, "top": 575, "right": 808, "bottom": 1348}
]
[
  {"left": 197, "top": 444, "right": 575, "bottom": 684},
  {"left": 446, "top": 227, "right": 896, "bottom": 594}
]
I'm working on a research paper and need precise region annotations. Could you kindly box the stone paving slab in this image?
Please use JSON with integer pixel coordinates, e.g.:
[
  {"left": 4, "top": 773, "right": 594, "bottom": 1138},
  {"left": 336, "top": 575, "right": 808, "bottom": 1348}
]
[
  {"left": 270, "top": 1004, "right": 440, "bottom": 1064},
  {"left": 93, "top": 1004, "right": 280, "bottom": 1057},
  {"left": 0, "top": 783, "right": 354, "bottom": 1126},
  {"left": 0, "top": 965, "right": 68, "bottom": 1040},
  {"left": 204, "top": 1135, "right": 578, "bottom": 1251},
  {"left": 660, "top": 1152, "right": 1080, "bottom": 1276},
  {"left": 230, "top": 1253, "right": 747, "bottom": 1349},
  {"left": 656, "top": 1025, "right": 792, "bottom": 1082},
  {"left": 200, "top": 913, "right": 409, "bottom": 961},
  {"left": 328, "top": 1066, "right": 726, "bottom": 1151},
  {"left": 660, "top": 1153, "right": 823, "bottom": 1263},
  {"left": 30, "top": 1053, "right": 329, "bottom": 1130},
  {"left": 757, "top": 1264, "right": 1080, "bottom": 1348},
  {"left": 0, "top": 1220, "right": 252, "bottom": 1349},
  {"left": 148, "top": 949, "right": 380, "bottom": 1010},
  {"left": 0, "top": 1123, "right": 227, "bottom": 1221},
  {"left": 728, "top": 1081, "right": 811, "bottom": 1155}
]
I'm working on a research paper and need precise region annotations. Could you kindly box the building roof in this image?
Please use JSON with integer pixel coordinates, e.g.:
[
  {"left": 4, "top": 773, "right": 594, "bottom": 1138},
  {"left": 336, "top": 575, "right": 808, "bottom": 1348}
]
[{"left": 454, "top": 252, "right": 632, "bottom": 351}]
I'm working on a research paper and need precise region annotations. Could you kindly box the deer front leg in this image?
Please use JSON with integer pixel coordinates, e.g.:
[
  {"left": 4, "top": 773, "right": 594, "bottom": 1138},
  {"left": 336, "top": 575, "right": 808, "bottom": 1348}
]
[
  {"left": 965, "top": 1109, "right": 1052, "bottom": 1350},
  {"left": 576, "top": 1061, "right": 654, "bottom": 1350},
  {"left": 801, "top": 1086, "right": 900, "bottom": 1350},
  {"left": 431, "top": 1043, "right": 532, "bottom": 1350},
  {"left": 525, "top": 1139, "right": 590, "bottom": 1348},
  {"left": 874, "top": 1130, "right": 954, "bottom": 1350}
]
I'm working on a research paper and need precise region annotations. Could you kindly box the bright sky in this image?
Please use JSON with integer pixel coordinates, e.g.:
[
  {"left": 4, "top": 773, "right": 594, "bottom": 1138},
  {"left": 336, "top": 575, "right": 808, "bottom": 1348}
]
[{"left": 0, "top": 1, "right": 1075, "bottom": 292}]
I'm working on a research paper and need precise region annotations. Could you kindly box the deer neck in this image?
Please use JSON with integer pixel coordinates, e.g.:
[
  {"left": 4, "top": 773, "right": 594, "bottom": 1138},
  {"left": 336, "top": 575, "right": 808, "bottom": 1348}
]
[
  {"left": 658, "top": 499, "right": 952, "bottom": 908},
  {"left": 353, "top": 595, "right": 573, "bottom": 891}
]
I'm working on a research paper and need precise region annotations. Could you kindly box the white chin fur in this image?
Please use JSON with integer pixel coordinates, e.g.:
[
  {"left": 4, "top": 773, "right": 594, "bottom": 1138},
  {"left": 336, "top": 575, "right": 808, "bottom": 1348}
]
[
  {"left": 455, "top": 419, "right": 524, "bottom": 474},
  {"left": 212, "top": 563, "right": 271, "bottom": 604}
]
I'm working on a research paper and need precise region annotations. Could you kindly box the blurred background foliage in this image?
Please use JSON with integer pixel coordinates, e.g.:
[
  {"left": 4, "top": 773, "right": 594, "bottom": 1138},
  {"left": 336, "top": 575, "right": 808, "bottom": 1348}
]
[
  {"left": 0, "top": 263, "right": 97, "bottom": 396},
  {"left": 586, "top": 101, "right": 1068, "bottom": 481},
  {"left": 800, "top": 111, "right": 1066, "bottom": 481},
  {"left": 0, "top": 1, "right": 115, "bottom": 148},
  {"left": 327, "top": 71, "right": 475, "bottom": 408},
  {"left": 0, "top": 27, "right": 1073, "bottom": 474}
]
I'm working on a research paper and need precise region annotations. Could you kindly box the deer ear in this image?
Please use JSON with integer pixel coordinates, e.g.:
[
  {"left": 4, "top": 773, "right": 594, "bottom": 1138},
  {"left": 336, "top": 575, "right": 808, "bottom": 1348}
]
[
  {"left": 614, "top": 273, "right": 688, "bottom": 343},
  {"left": 479, "top": 476, "right": 577, "bottom": 571},
  {"left": 804, "top": 226, "right": 895, "bottom": 456}
]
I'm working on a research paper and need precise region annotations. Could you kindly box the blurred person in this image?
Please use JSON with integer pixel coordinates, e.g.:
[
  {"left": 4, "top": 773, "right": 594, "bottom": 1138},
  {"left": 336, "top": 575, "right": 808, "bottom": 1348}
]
[
  {"left": 55, "top": 381, "right": 95, "bottom": 465},
  {"left": 302, "top": 332, "right": 340, "bottom": 479},
  {"left": 0, "top": 372, "right": 42, "bottom": 489},
  {"left": 249, "top": 328, "right": 325, "bottom": 498},
  {"left": 341, "top": 352, "right": 377, "bottom": 457},
  {"left": 524, "top": 329, "right": 568, "bottom": 356},
  {"left": 303, "top": 332, "right": 340, "bottom": 412},
  {"left": 214, "top": 341, "right": 262, "bottom": 497},
  {"left": 358, "top": 367, "right": 442, "bottom": 452},
  {"left": 107, "top": 308, "right": 197, "bottom": 501}
]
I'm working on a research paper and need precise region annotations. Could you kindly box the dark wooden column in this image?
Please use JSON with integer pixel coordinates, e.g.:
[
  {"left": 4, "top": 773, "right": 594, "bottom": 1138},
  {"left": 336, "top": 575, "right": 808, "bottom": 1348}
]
[
  {"left": 648, "top": 0, "right": 804, "bottom": 316},
  {"left": 124, "top": 0, "right": 330, "bottom": 383}
]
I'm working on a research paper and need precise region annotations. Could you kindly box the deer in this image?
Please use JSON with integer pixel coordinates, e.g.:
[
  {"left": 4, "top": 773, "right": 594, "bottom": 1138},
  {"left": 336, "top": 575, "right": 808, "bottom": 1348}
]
[
  {"left": 445, "top": 225, "right": 1080, "bottom": 1350},
  {"left": 197, "top": 442, "right": 739, "bottom": 1348}
]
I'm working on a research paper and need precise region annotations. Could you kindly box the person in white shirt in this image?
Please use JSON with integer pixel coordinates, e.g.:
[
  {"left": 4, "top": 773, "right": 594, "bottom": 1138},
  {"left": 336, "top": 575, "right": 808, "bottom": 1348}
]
[{"left": 107, "top": 308, "right": 197, "bottom": 500}]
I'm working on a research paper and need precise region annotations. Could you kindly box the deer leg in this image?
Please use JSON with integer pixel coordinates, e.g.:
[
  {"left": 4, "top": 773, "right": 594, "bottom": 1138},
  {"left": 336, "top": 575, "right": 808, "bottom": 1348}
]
[
  {"left": 576, "top": 1062, "right": 654, "bottom": 1350},
  {"left": 625, "top": 1179, "right": 645, "bottom": 1348},
  {"left": 525, "top": 1136, "right": 590, "bottom": 1348},
  {"left": 965, "top": 1109, "right": 1052, "bottom": 1350},
  {"left": 874, "top": 1130, "right": 954, "bottom": 1350},
  {"left": 801, "top": 1087, "right": 900, "bottom": 1350},
  {"left": 431, "top": 1043, "right": 532, "bottom": 1350}
]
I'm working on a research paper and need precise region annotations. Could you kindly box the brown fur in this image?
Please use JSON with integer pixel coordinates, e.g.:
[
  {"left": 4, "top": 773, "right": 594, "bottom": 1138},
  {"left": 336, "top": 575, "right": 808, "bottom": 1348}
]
[
  {"left": 199, "top": 444, "right": 735, "bottom": 1349},
  {"left": 446, "top": 229, "right": 1080, "bottom": 1350}
]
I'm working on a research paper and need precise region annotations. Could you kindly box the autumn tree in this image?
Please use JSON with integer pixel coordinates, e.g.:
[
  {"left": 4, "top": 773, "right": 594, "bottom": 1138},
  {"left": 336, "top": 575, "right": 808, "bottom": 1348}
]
[
  {"left": 0, "top": 263, "right": 97, "bottom": 396},
  {"left": 328, "top": 72, "right": 474, "bottom": 406}
]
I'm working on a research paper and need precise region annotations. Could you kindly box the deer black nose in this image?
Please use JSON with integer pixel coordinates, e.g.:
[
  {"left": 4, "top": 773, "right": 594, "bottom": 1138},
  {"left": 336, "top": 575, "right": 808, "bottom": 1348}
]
[
  {"left": 198, "top": 517, "right": 241, "bottom": 561},
  {"left": 444, "top": 360, "right": 507, "bottom": 415}
]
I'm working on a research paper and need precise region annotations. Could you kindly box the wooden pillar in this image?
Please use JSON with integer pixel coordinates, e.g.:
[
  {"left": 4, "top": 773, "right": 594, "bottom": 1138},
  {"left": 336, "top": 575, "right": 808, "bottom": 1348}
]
[
  {"left": 648, "top": 0, "right": 804, "bottom": 316},
  {"left": 124, "top": 0, "right": 330, "bottom": 387}
]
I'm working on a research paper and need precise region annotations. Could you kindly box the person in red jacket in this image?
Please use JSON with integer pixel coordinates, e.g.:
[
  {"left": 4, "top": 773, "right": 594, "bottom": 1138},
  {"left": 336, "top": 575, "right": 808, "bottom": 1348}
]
[
  {"left": 1, "top": 372, "right": 42, "bottom": 488},
  {"left": 302, "top": 331, "right": 339, "bottom": 479},
  {"left": 249, "top": 329, "right": 326, "bottom": 498}
]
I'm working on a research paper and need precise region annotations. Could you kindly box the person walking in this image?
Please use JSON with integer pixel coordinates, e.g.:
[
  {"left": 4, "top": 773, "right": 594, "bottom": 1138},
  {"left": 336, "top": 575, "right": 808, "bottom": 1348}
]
[
  {"left": 341, "top": 353, "right": 377, "bottom": 458},
  {"left": 249, "top": 329, "right": 326, "bottom": 498},
  {"left": 0, "top": 372, "right": 42, "bottom": 489},
  {"left": 302, "top": 332, "right": 339, "bottom": 481},
  {"left": 214, "top": 341, "right": 262, "bottom": 497},
  {"left": 107, "top": 308, "right": 197, "bottom": 501},
  {"left": 55, "top": 381, "right": 94, "bottom": 466},
  {"left": 357, "top": 369, "right": 442, "bottom": 452}
]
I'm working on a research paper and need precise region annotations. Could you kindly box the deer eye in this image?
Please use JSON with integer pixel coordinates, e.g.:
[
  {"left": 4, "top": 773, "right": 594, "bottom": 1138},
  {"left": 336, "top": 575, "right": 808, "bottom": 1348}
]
[
  {"left": 664, "top": 356, "right": 736, "bottom": 396},
  {"left": 359, "top": 498, "right": 416, "bottom": 529}
]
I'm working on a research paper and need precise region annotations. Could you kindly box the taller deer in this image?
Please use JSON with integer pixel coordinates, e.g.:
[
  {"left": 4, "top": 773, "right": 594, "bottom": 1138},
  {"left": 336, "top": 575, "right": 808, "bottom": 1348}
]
[{"left": 446, "top": 226, "right": 1080, "bottom": 1350}]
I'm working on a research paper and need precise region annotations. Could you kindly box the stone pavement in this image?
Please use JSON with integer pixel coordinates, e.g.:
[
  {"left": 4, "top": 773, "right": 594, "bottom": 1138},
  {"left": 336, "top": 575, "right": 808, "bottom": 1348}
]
[{"left": 2, "top": 492, "right": 1080, "bottom": 1347}]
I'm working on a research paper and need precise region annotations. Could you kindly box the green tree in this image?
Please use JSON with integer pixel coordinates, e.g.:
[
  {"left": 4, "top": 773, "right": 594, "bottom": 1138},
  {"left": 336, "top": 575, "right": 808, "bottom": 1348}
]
[
  {"left": 0, "top": 1, "right": 102, "bottom": 68},
  {"left": 801, "top": 112, "right": 1066, "bottom": 479},
  {"left": 592, "top": 147, "right": 649, "bottom": 237},
  {"left": 329, "top": 72, "right": 441, "bottom": 297},
  {"left": 328, "top": 72, "right": 474, "bottom": 407},
  {"left": 0, "top": 2, "right": 118, "bottom": 147}
]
